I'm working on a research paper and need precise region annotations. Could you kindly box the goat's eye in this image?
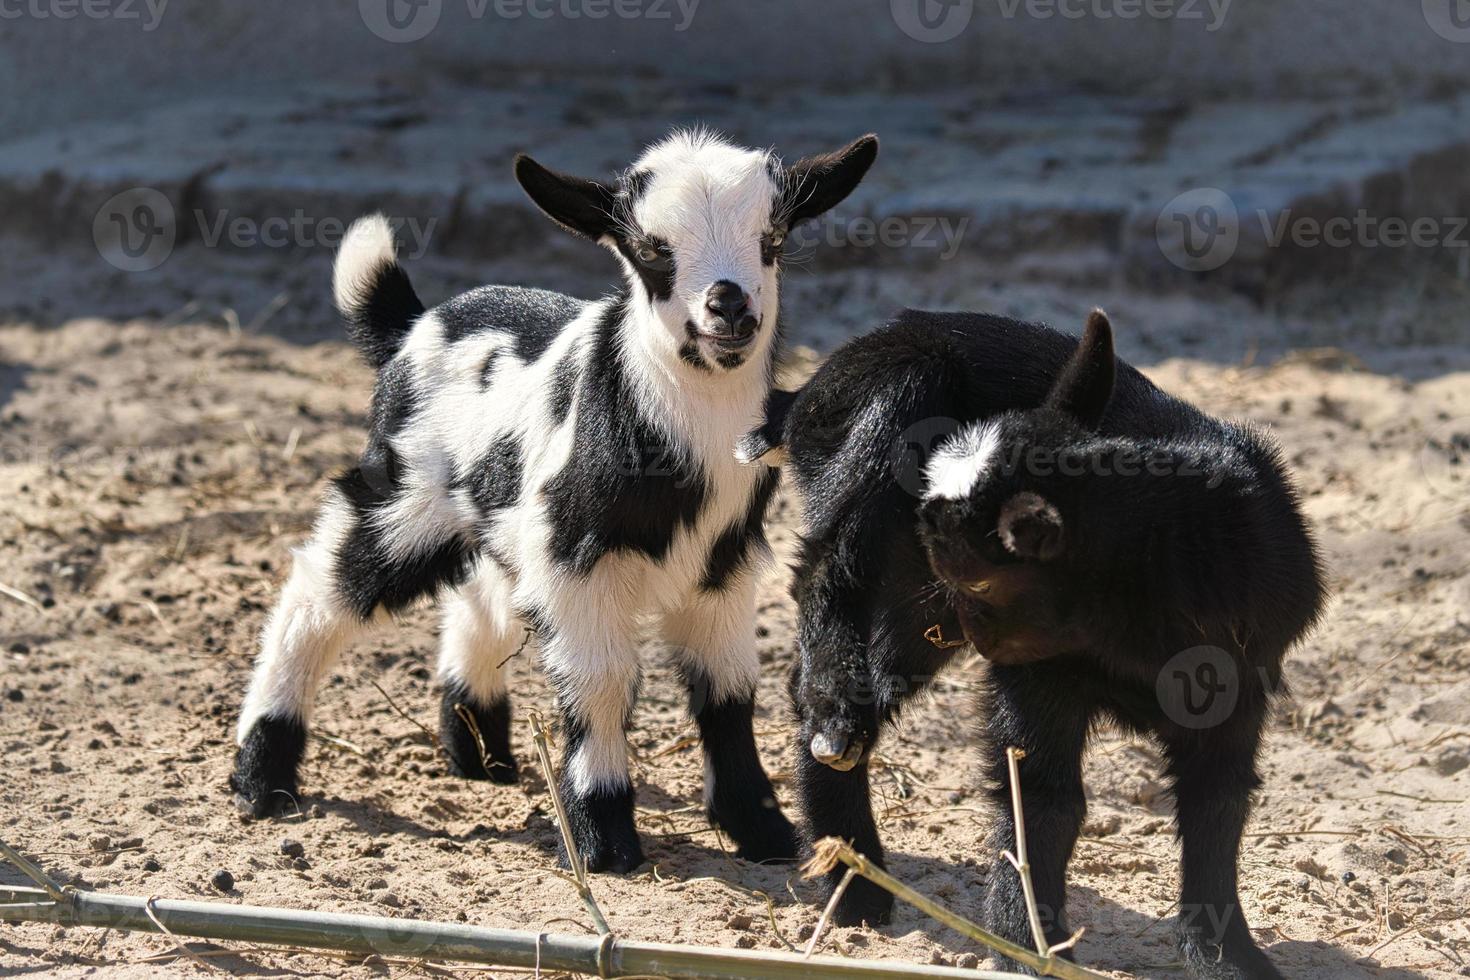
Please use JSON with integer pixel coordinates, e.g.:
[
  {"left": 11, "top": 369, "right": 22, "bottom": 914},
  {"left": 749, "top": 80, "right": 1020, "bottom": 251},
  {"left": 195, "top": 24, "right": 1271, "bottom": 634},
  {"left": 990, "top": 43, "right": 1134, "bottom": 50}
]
[
  {"left": 966, "top": 580, "right": 992, "bottom": 596},
  {"left": 766, "top": 229, "right": 786, "bottom": 249},
  {"left": 635, "top": 244, "right": 662, "bottom": 264}
]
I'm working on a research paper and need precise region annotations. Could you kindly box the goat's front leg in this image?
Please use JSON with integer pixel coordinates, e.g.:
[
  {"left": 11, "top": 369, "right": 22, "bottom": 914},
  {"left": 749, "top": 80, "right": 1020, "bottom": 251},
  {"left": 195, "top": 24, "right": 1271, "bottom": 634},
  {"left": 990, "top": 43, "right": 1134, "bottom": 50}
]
[
  {"left": 1163, "top": 697, "right": 1283, "bottom": 980},
  {"left": 537, "top": 578, "right": 645, "bottom": 874},
  {"left": 791, "top": 555, "right": 882, "bottom": 773},
  {"left": 664, "top": 579, "right": 796, "bottom": 864},
  {"left": 979, "top": 663, "right": 1092, "bottom": 970},
  {"left": 788, "top": 567, "right": 892, "bottom": 924}
]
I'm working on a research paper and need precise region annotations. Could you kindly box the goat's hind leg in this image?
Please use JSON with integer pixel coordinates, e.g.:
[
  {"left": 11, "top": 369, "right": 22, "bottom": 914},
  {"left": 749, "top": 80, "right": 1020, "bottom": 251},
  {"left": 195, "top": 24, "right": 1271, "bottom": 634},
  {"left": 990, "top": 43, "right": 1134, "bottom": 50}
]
[
  {"left": 233, "top": 468, "right": 470, "bottom": 817},
  {"left": 233, "top": 482, "right": 368, "bottom": 817},
  {"left": 438, "top": 569, "right": 522, "bottom": 784}
]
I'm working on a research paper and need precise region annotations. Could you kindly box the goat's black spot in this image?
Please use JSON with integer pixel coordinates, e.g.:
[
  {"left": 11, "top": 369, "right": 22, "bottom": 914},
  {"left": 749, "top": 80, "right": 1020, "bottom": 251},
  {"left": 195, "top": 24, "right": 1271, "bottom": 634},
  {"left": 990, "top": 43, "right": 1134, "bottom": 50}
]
[
  {"left": 614, "top": 237, "right": 675, "bottom": 303},
  {"left": 458, "top": 434, "right": 523, "bottom": 517},
  {"left": 678, "top": 338, "right": 711, "bottom": 372},
  {"left": 547, "top": 350, "right": 579, "bottom": 425},
  {"left": 480, "top": 348, "right": 504, "bottom": 388},
  {"left": 681, "top": 665, "right": 797, "bottom": 862},
  {"left": 700, "top": 468, "right": 779, "bottom": 592},
  {"left": 330, "top": 468, "right": 472, "bottom": 619},
  {"left": 437, "top": 285, "right": 587, "bottom": 363},
  {"left": 542, "top": 296, "right": 708, "bottom": 576}
]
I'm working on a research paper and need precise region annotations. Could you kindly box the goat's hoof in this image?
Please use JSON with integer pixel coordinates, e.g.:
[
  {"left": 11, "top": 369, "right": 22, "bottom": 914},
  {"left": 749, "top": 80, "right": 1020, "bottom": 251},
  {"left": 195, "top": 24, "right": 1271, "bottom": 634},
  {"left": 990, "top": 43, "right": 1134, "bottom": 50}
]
[
  {"left": 1178, "top": 929, "right": 1284, "bottom": 980},
  {"left": 831, "top": 877, "right": 894, "bottom": 927},
  {"left": 563, "top": 834, "right": 646, "bottom": 875},
  {"left": 231, "top": 716, "right": 307, "bottom": 819},
  {"left": 810, "top": 732, "right": 866, "bottom": 771},
  {"left": 727, "top": 810, "right": 799, "bottom": 864}
]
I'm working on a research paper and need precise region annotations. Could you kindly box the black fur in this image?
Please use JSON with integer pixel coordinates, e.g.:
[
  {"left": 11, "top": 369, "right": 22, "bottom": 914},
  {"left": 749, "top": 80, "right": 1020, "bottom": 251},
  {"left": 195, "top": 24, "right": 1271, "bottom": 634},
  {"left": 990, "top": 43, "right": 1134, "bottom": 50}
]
[
  {"left": 541, "top": 298, "right": 710, "bottom": 576},
  {"left": 330, "top": 467, "right": 473, "bottom": 619},
  {"left": 342, "top": 260, "right": 426, "bottom": 369},
  {"left": 557, "top": 708, "right": 644, "bottom": 873},
  {"left": 774, "top": 309, "right": 1325, "bottom": 979},
  {"left": 457, "top": 433, "right": 524, "bottom": 518},
  {"left": 230, "top": 715, "right": 308, "bottom": 818},
  {"left": 683, "top": 667, "right": 798, "bottom": 863},
  {"left": 699, "top": 468, "right": 779, "bottom": 593},
  {"left": 439, "top": 285, "right": 588, "bottom": 362},
  {"left": 547, "top": 350, "right": 579, "bottom": 425},
  {"left": 439, "top": 679, "right": 519, "bottom": 783}
]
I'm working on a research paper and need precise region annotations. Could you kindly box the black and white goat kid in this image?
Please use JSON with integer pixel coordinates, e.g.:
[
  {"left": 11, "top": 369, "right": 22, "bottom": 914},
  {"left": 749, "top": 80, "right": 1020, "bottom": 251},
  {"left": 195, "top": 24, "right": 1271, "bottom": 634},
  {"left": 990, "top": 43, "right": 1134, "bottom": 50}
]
[
  {"left": 231, "top": 130, "right": 878, "bottom": 873},
  {"left": 750, "top": 309, "right": 1324, "bottom": 979}
]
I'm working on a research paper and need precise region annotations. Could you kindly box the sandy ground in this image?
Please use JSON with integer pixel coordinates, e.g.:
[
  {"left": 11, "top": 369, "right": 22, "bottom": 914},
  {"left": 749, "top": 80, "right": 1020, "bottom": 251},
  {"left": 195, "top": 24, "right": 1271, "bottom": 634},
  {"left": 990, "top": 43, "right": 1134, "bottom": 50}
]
[{"left": 1, "top": 248, "right": 1468, "bottom": 979}]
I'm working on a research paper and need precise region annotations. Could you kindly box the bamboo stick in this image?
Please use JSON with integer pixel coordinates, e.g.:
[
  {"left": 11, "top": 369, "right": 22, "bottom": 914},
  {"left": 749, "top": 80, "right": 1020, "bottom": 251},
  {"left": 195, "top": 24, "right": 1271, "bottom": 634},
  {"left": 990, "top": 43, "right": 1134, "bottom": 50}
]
[{"left": 0, "top": 885, "right": 1019, "bottom": 980}]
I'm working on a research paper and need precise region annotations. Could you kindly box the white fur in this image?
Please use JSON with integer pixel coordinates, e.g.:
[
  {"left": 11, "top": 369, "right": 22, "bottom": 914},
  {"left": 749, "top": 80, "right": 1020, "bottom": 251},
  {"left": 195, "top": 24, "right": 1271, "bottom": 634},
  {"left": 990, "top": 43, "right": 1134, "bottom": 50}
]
[
  {"left": 925, "top": 420, "right": 1003, "bottom": 501},
  {"left": 237, "top": 487, "right": 366, "bottom": 739},
  {"left": 332, "top": 213, "right": 397, "bottom": 314}
]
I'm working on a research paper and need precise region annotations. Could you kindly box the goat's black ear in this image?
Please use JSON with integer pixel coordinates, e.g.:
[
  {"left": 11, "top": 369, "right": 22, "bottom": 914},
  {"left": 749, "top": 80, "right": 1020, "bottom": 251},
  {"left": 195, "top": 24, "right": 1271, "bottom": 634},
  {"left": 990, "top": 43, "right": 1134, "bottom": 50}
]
[
  {"left": 998, "top": 492, "right": 1065, "bottom": 563},
  {"left": 1045, "top": 308, "right": 1115, "bottom": 430},
  {"left": 782, "top": 135, "right": 879, "bottom": 226},
  {"left": 514, "top": 155, "right": 617, "bottom": 241}
]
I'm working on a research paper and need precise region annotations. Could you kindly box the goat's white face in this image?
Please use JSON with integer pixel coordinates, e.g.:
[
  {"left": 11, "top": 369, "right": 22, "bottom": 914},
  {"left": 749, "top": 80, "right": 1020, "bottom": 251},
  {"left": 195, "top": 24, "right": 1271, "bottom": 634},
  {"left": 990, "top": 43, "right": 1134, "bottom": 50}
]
[
  {"left": 515, "top": 130, "right": 878, "bottom": 373},
  {"left": 620, "top": 134, "right": 782, "bottom": 369}
]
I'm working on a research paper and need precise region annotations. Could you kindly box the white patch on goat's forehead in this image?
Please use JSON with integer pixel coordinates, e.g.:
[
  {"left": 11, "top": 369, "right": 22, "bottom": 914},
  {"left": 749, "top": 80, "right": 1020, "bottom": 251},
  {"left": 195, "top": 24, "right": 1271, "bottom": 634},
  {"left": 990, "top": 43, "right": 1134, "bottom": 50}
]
[
  {"left": 925, "top": 420, "right": 1003, "bottom": 501},
  {"left": 630, "top": 131, "right": 778, "bottom": 239}
]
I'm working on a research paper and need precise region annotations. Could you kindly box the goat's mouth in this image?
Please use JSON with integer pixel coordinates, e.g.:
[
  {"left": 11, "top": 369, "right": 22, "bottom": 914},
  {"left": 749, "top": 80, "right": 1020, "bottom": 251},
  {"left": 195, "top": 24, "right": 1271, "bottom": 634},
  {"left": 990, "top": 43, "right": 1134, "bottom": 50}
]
[{"left": 689, "top": 318, "right": 760, "bottom": 351}]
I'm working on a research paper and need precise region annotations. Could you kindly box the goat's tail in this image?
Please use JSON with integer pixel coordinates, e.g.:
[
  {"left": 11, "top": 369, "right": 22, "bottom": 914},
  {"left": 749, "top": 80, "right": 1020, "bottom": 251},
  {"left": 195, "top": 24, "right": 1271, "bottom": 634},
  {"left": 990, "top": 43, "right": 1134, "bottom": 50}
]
[{"left": 333, "top": 214, "right": 425, "bottom": 369}]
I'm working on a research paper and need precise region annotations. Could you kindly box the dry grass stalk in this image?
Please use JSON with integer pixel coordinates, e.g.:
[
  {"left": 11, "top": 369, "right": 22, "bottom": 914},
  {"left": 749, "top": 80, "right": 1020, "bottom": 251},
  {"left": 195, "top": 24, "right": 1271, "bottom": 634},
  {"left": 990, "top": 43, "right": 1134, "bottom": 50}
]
[
  {"left": 802, "top": 837, "right": 1113, "bottom": 980},
  {"left": 804, "top": 866, "right": 857, "bottom": 959},
  {"left": 1002, "top": 747, "right": 1082, "bottom": 961},
  {"left": 527, "top": 710, "right": 612, "bottom": 937}
]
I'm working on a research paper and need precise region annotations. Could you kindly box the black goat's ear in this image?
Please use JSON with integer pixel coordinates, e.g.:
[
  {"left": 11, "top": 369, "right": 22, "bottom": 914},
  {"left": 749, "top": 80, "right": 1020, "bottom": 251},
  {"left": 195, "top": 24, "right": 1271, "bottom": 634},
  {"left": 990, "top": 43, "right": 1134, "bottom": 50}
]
[
  {"left": 998, "top": 492, "right": 1065, "bottom": 562},
  {"left": 514, "top": 155, "right": 617, "bottom": 241},
  {"left": 782, "top": 135, "right": 879, "bottom": 226},
  {"left": 1045, "top": 308, "right": 1115, "bottom": 429}
]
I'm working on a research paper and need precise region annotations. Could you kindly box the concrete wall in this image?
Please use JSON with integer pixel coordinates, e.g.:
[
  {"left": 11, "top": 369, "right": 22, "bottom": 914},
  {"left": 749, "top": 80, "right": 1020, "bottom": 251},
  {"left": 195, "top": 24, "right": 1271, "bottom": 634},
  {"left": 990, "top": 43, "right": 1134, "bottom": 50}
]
[{"left": 3, "top": 0, "right": 1468, "bottom": 137}]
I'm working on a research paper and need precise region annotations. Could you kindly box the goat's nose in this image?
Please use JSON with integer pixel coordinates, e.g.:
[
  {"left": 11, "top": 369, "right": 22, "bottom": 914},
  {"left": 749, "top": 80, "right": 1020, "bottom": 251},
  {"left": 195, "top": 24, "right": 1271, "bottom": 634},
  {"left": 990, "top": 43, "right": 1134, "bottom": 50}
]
[{"left": 704, "top": 280, "right": 751, "bottom": 330}]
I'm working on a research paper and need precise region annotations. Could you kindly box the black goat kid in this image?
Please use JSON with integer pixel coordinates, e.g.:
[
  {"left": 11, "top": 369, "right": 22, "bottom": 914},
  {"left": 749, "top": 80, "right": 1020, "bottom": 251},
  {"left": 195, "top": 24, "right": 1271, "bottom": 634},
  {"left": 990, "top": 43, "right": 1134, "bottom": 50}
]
[{"left": 750, "top": 309, "right": 1324, "bottom": 980}]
